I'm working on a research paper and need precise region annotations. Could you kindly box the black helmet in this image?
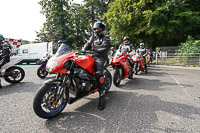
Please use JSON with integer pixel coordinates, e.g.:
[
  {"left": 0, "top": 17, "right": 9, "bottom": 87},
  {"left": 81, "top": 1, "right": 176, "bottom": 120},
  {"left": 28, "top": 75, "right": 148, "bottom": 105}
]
[
  {"left": 93, "top": 21, "right": 105, "bottom": 31},
  {"left": 58, "top": 40, "right": 64, "bottom": 43},
  {"left": 123, "top": 36, "right": 130, "bottom": 41}
]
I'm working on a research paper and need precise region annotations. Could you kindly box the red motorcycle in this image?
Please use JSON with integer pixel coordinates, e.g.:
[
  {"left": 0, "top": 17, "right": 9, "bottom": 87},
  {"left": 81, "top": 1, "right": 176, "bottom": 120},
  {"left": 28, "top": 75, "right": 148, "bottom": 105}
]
[
  {"left": 132, "top": 52, "right": 147, "bottom": 75},
  {"left": 33, "top": 44, "right": 112, "bottom": 119},
  {"left": 111, "top": 49, "right": 133, "bottom": 86}
]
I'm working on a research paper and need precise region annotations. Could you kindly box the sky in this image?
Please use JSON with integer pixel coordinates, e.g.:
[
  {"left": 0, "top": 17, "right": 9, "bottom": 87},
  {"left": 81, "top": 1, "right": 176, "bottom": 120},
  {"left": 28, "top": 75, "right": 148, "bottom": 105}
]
[{"left": 0, "top": 0, "right": 83, "bottom": 41}]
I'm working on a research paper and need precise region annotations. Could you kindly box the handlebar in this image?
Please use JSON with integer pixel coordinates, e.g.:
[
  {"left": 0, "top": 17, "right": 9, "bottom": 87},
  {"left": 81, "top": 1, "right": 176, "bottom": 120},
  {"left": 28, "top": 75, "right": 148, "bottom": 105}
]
[{"left": 76, "top": 50, "right": 95, "bottom": 55}]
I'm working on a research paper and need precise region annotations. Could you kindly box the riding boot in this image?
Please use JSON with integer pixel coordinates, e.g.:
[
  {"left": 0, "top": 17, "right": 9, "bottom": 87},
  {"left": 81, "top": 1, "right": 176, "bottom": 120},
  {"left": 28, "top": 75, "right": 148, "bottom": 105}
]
[
  {"left": 0, "top": 79, "right": 2, "bottom": 89},
  {"left": 98, "top": 89, "right": 105, "bottom": 110}
]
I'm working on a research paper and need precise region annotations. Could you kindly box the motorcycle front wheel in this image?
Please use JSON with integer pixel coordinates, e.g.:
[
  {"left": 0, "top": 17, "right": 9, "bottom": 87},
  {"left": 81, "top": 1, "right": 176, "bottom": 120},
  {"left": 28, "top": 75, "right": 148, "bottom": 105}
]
[
  {"left": 145, "top": 65, "right": 148, "bottom": 74},
  {"left": 37, "top": 65, "right": 48, "bottom": 79},
  {"left": 4, "top": 66, "right": 25, "bottom": 83},
  {"left": 128, "top": 69, "right": 133, "bottom": 79},
  {"left": 113, "top": 67, "right": 121, "bottom": 86},
  {"left": 134, "top": 63, "right": 138, "bottom": 75},
  {"left": 33, "top": 84, "right": 69, "bottom": 119}
]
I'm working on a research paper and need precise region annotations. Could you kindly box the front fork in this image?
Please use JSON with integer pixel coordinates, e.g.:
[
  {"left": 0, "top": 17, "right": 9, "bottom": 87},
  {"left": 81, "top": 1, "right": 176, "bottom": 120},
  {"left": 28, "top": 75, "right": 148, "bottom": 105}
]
[
  {"left": 138, "top": 63, "right": 140, "bottom": 71},
  {"left": 55, "top": 72, "right": 71, "bottom": 103},
  {"left": 55, "top": 59, "right": 75, "bottom": 102}
]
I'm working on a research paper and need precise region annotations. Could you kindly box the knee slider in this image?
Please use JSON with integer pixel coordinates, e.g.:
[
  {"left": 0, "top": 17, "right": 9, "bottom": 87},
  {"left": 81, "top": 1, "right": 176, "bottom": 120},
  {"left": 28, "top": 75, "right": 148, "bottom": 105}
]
[
  {"left": 96, "top": 71, "right": 104, "bottom": 84},
  {"left": 99, "top": 76, "right": 104, "bottom": 84}
]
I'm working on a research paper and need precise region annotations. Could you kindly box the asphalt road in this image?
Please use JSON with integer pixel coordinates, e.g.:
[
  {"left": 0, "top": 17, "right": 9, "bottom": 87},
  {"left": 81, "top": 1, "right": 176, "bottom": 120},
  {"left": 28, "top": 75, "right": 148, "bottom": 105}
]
[{"left": 0, "top": 65, "right": 200, "bottom": 133}]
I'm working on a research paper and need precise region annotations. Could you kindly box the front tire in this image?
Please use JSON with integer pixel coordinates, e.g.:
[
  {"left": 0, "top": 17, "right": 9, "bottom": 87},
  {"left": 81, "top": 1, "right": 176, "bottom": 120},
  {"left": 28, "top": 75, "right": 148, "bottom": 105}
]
[
  {"left": 113, "top": 67, "right": 121, "bottom": 86},
  {"left": 4, "top": 66, "right": 25, "bottom": 83},
  {"left": 128, "top": 69, "right": 133, "bottom": 79},
  {"left": 145, "top": 65, "right": 148, "bottom": 74},
  {"left": 134, "top": 63, "right": 138, "bottom": 75},
  {"left": 37, "top": 65, "right": 48, "bottom": 79},
  {"left": 33, "top": 84, "right": 69, "bottom": 119}
]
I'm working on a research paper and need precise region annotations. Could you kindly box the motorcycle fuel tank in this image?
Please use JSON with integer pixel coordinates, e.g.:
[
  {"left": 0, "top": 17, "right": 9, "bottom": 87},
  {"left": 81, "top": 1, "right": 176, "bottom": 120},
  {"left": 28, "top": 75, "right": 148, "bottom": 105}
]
[{"left": 74, "top": 55, "right": 95, "bottom": 74}]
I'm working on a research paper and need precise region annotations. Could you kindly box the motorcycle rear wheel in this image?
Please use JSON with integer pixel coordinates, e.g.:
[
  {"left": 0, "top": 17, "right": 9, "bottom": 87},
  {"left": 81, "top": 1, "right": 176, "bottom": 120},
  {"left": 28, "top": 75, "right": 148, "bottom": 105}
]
[
  {"left": 4, "top": 66, "right": 25, "bottom": 83},
  {"left": 104, "top": 69, "right": 112, "bottom": 93},
  {"left": 33, "top": 84, "right": 69, "bottom": 119},
  {"left": 37, "top": 65, "right": 48, "bottom": 79},
  {"left": 113, "top": 67, "right": 121, "bottom": 86}
]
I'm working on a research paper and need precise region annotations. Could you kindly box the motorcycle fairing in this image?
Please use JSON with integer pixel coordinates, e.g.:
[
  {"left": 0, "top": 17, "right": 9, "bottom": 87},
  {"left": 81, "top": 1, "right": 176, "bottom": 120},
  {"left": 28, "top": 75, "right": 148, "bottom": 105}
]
[
  {"left": 51, "top": 52, "right": 75, "bottom": 74},
  {"left": 112, "top": 52, "right": 132, "bottom": 80},
  {"left": 133, "top": 55, "right": 145, "bottom": 71},
  {"left": 1, "top": 56, "right": 23, "bottom": 69}
]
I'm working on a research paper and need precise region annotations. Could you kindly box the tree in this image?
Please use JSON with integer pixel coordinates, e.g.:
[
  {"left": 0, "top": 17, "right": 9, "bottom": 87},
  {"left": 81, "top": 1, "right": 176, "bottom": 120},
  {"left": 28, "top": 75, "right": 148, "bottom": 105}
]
[
  {"left": 36, "top": 0, "right": 71, "bottom": 44},
  {"left": 36, "top": 0, "right": 113, "bottom": 49},
  {"left": 67, "top": 3, "right": 92, "bottom": 49},
  {"left": 103, "top": 0, "right": 200, "bottom": 49},
  {"left": 178, "top": 36, "right": 200, "bottom": 54}
]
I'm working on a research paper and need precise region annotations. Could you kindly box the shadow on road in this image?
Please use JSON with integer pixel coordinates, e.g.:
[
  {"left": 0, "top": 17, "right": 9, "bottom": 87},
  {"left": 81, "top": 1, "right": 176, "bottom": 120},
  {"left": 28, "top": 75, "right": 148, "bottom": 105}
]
[{"left": 45, "top": 91, "right": 200, "bottom": 133}]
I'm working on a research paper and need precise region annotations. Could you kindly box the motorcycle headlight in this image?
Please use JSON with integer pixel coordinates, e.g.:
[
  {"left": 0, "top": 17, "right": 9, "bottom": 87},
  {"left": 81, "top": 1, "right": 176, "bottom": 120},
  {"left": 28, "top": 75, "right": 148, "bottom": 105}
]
[{"left": 46, "top": 60, "right": 58, "bottom": 72}]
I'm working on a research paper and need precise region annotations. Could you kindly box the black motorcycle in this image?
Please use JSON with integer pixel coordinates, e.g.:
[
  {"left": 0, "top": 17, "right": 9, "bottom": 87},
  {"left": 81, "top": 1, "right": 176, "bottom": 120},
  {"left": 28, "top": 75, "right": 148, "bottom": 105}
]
[{"left": 37, "top": 53, "right": 51, "bottom": 79}]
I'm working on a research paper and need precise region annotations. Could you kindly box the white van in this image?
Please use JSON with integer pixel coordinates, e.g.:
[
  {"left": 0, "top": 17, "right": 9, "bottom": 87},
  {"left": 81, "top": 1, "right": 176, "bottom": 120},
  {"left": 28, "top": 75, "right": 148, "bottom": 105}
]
[{"left": 16, "top": 42, "right": 53, "bottom": 64}]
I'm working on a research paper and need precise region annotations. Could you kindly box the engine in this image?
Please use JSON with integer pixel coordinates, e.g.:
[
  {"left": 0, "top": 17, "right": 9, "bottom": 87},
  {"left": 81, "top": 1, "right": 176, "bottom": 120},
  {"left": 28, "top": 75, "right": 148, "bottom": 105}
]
[{"left": 73, "top": 67, "right": 95, "bottom": 92}]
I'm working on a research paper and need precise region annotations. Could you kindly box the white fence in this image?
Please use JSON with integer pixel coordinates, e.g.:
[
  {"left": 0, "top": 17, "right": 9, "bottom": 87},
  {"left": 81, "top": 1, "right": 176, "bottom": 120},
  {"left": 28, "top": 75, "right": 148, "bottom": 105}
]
[{"left": 155, "top": 52, "right": 200, "bottom": 66}]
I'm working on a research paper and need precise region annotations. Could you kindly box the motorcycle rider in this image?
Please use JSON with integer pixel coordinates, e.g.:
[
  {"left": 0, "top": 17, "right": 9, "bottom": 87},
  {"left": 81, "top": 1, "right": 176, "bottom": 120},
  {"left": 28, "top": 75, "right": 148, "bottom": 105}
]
[
  {"left": 82, "top": 21, "right": 111, "bottom": 110},
  {"left": 57, "top": 40, "right": 63, "bottom": 47},
  {"left": 0, "top": 34, "right": 11, "bottom": 88},
  {"left": 136, "top": 42, "right": 148, "bottom": 69},
  {"left": 119, "top": 36, "right": 134, "bottom": 67},
  {"left": 0, "top": 34, "right": 11, "bottom": 68},
  {"left": 148, "top": 48, "right": 153, "bottom": 64},
  {"left": 109, "top": 47, "right": 115, "bottom": 56},
  {"left": 56, "top": 40, "right": 71, "bottom": 54}
]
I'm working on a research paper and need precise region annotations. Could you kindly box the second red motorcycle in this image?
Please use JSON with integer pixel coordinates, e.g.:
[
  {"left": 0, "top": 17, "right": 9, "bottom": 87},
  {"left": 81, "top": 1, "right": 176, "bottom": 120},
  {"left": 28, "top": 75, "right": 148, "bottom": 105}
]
[
  {"left": 111, "top": 49, "right": 133, "bottom": 86},
  {"left": 132, "top": 52, "right": 147, "bottom": 75}
]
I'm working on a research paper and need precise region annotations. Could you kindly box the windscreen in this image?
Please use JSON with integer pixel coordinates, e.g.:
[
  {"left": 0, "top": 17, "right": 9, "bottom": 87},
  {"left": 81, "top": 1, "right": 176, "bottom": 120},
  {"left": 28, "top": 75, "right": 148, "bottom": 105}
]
[
  {"left": 114, "top": 49, "right": 122, "bottom": 58},
  {"left": 55, "top": 44, "right": 71, "bottom": 57}
]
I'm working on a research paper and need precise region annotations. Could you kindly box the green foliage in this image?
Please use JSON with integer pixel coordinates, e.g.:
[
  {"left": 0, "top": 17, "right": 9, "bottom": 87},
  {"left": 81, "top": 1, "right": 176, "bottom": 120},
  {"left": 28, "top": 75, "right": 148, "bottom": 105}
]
[
  {"left": 177, "top": 36, "right": 200, "bottom": 65},
  {"left": 36, "top": 0, "right": 71, "bottom": 44},
  {"left": 178, "top": 36, "right": 200, "bottom": 54},
  {"left": 103, "top": 0, "right": 200, "bottom": 49},
  {"left": 36, "top": 0, "right": 200, "bottom": 50},
  {"left": 36, "top": 0, "right": 113, "bottom": 49}
]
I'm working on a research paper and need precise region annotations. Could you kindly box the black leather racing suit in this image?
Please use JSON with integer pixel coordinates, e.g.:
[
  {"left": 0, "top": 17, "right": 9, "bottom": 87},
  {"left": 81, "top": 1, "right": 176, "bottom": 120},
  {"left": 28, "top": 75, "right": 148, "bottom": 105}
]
[
  {"left": 0, "top": 42, "right": 11, "bottom": 68},
  {"left": 83, "top": 34, "right": 111, "bottom": 94},
  {"left": 119, "top": 43, "right": 134, "bottom": 67},
  {"left": 136, "top": 48, "right": 148, "bottom": 68}
]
